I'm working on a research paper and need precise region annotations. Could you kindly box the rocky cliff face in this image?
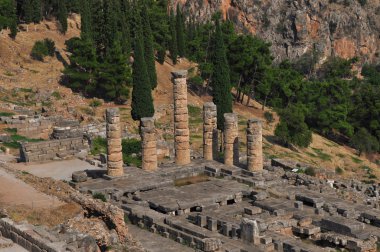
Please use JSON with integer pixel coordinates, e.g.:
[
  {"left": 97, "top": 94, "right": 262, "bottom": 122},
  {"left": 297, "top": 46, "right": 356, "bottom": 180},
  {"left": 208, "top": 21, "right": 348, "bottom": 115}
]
[{"left": 175, "top": 0, "right": 380, "bottom": 63}]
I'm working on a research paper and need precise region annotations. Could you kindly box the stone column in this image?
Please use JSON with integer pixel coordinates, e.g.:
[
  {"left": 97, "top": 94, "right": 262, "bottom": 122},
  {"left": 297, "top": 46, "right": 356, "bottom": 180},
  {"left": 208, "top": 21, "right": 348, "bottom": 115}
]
[
  {"left": 224, "top": 113, "right": 239, "bottom": 166},
  {"left": 106, "top": 108, "right": 124, "bottom": 177},
  {"left": 141, "top": 117, "right": 157, "bottom": 171},
  {"left": 247, "top": 119, "right": 263, "bottom": 172},
  {"left": 172, "top": 70, "right": 190, "bottom": 165},
  {"left": 203, "top": 102, "right": 217, "bottom": 160}
]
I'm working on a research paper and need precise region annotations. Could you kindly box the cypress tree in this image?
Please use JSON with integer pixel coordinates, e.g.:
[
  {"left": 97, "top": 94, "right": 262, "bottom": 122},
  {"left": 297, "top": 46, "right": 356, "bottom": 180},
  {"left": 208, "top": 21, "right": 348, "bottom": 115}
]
[
  {"left": 57, "top": 0, "right": 68, "bottom": 34},
  {"left": 176, "top": 4, "right": 185, "bottom": 57},
  {"left": 169, "top": 8, "right": 177, "bottom": 64},
  {"left": 141, "top": 3, "right": 157, "bottom": 89},
  {"left": 97, "top": 36, "right": 131, "bottom": 103},
  {"left": 211, "top": 19, "right": 232, "bottom": 130},
  {"left": 80, "top": 0, "right": 92, "bottom": 39},
  {"left": 131, "top": 11, "right": 154, "bottom": 121}
]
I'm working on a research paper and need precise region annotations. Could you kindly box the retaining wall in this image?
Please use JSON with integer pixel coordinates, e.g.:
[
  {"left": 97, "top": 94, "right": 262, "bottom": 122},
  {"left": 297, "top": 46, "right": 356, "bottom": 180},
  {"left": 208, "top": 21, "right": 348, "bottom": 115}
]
[{"left": 20, "top": 137, "right": 89, "bottom": 162}]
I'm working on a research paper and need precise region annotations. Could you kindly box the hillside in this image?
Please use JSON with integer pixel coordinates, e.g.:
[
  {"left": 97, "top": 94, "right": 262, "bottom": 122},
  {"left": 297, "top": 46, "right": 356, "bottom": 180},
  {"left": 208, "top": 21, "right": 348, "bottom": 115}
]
[
  {"left": 0, "top": 16, "right": 379, "bottom": 182},
  {"left": 174, "top": 0, "right": 380, "bottom": 64}
]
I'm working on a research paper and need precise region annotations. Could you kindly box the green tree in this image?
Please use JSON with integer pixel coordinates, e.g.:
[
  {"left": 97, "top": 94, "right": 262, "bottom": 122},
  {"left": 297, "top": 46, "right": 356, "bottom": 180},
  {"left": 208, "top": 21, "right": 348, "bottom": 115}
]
[
  {"left": 169, "top": 8, "right": 177, "bottom": 64},
  {"left": 275, "top": 104, "right": 312, "bottom": 148},
  {"left": 350, "top": 128, "right": 379, "bottom": 156},
  {"left": 97, "top": 37, "right": 131, "bottom": 103},
  {"left": 131, "top": 13, "right": 154, "bottom": 121},
  {"left": 63, "top": 38, "right": 98, "bottom": 96},
  {"left": 176, "top": 4, "right": 185, "bottom": 57},
  {"left": 57, "top": 0, "right": 68, "bottom": 34},
  {"left": 31, "top": 0, "right": 42, "bottom": 23},
  {"left": 80, "top": 0, "right": 92, "bottom": 39},
  {"left": 0, "top": 0, "right": 17, "bottom": 38},
  {"left": 22, "top": 0, "right": 33, "bottom": 23},
  {"left": 211, "top": 19, "right": 232, "bottom": 130},
  {"left": 141, "top": 3, "right": 157, "bottom": 89}
]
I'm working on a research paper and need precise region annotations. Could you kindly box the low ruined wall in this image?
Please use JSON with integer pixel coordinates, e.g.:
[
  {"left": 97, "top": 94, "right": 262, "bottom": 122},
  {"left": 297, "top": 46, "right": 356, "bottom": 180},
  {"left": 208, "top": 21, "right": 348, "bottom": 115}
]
[
  {"left": 20, "top": 137, "right": 89, "bottom": 162},
  {"left": 0, "top": 218, "right": 65, "bottom": 252}
]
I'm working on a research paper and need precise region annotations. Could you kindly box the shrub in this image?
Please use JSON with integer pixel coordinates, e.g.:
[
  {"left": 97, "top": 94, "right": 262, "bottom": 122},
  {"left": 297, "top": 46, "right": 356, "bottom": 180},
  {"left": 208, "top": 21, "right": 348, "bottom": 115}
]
[
  {"left": 51, "top": 91, "right": 61, "bottom": 99},
  {"left": 89, "top": 99, "right": 103, "bottom": 108},
  {"left": 31, "top": 41, "right": 48, "bottom": 61},
  {"left": 30, "top": 39, "right": 55, "bottom": 61},
  {"left": 304, "top": 167, "right": 316, "bottom": 177},
  {"left": 264, "top": 111, "right": 274, "bottom": 123},
  {"left": 335, "top": 167, "right": 344, "bottom": 175},
  {"left": 93, "top": 192, "right": 107, "bottom": 202},
  {"left": 90, "top": 137, "right": 107, "bottom": 155},
  {"left": 122, "top": 138, "right": 141, "bottom": 156}
]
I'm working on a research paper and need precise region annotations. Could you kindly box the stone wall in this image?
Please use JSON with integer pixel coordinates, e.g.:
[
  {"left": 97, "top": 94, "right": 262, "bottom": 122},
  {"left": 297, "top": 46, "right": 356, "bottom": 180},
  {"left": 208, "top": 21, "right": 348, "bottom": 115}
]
[
  {"left": 20, "top": 137, "right": 89, "bottom": 162},
  {"left": 0, "top": 218, "right": 66, "bottom": 252},
  {"left": 0, "top": 115, "right": 79, "bottom": 140}
]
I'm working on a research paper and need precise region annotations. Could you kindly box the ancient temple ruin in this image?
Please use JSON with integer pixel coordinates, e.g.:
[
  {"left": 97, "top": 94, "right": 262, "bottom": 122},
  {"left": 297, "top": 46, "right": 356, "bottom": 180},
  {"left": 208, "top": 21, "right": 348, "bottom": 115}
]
[{"left": 65, "top": 69, "right": 380, "bottom": 252}]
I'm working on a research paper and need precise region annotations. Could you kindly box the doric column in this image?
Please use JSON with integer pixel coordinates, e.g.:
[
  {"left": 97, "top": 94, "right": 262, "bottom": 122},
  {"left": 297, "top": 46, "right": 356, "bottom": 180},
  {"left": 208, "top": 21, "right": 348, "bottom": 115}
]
[
  {"left": 172, "top": 70, "right": 191, "bottom": 165},
  {"left": 106, "top": 108, "right": 123, "bottom": 177},
  {"left": 224, "top": 113, "right": 239, "bottom": 166},
  {"left": 247, "top": 119, "right": 263, "bottom": 171},
  {"left": 203, "top": 102, "right": 217, "bottom": 160},
  {"left": 141, "top": 117, "right": 157, "bottom": 171}
]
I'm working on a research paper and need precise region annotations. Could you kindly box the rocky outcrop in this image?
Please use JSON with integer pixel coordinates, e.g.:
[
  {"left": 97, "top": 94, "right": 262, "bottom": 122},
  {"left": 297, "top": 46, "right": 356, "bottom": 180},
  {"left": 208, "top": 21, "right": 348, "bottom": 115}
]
[{"left": 175, "top": 0, "right": 380, "bottom": 63}]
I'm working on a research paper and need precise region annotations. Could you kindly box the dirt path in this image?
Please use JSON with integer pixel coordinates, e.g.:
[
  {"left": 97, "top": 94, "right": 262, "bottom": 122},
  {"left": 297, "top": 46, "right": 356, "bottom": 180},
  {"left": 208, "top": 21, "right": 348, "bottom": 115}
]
[{"left": 0, "top": 168, "right": 63, "bottom": 209}]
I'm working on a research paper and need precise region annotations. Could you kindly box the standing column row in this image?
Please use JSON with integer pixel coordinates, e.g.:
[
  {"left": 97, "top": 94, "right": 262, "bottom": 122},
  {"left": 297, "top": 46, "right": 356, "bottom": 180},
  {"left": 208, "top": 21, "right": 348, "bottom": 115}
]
[
  {"left": 172, "top": 70, "right": 191, "bottom": 165},
  {"left": 106, "top": 108, "right": 124, "bottom": 177}
]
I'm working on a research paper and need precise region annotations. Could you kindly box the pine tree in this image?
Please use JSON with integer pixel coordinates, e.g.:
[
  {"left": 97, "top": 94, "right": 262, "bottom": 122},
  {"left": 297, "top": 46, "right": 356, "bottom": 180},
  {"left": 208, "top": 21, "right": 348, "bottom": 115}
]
[
  {"left": 104, "top": 0, "right": 118, "bottom": 55},
  {"left": 97, "top": 37, "right": 131, "bottom": 103},
  {"left": 23, "top": 0, "right": 33, "bottom": 23},
  {"left": 31, "top": 0, "right": 42, "bottom": 23},
  {"left": 131, "top": 12, "right": 154, "bottom": 121},
  {"left": 91, "top": 0, "right": 106, "bottom": 57},
  {"left": 176, "top": 4, "right": 185, "bottom": 57},
  {"left": 63, "top": 37, "right": 98, "bottom": 96},
  {"left": 0, "top": 0, "right": 17, "bottom": 38},
  {"left": 141, "top": 3, "right": 157, "bottom": 89},
  {"left": 80, "top": 0, "right": 92, "bottom": 39},
  {"left": 57, "top": 0, "right": 68, "bottom": 34},
  {"left": 211, "top": 19, "right": 232, "bottom": 130},
  {"left": 169, "top": 8, "right": 177, "bottom": 64}
]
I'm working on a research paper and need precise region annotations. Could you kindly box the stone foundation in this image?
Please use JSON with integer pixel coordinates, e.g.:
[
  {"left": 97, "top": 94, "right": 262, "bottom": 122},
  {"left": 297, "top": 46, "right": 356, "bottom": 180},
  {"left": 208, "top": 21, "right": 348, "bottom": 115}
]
[
  {"left": 223, "top": 113, "right": 239, "bottom": 166},
  {"left": 247, "top": 119, "right": 263, "bottom": 171},
  {"left": 172, "top": 70, "right": 190, "bottom": 165},
  {"left": 141, "top": 117, "right": 157, "bottom": 171},
  {"left": 203, "top": 102, "right": 217, "bottom": 161},
  {"left": 106, "top": 108, "right": 123, "bottom": 177}
]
